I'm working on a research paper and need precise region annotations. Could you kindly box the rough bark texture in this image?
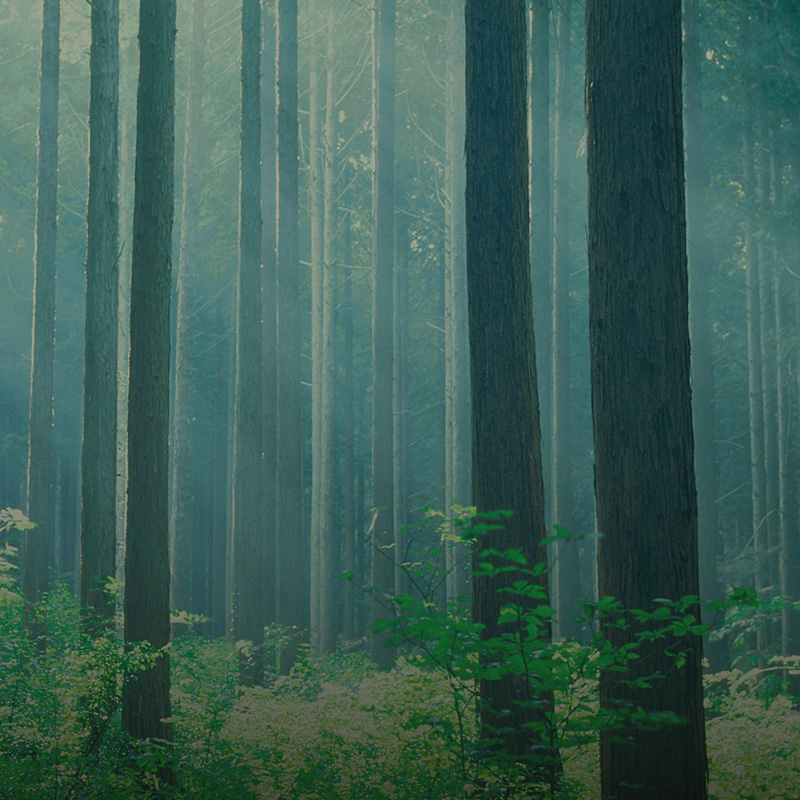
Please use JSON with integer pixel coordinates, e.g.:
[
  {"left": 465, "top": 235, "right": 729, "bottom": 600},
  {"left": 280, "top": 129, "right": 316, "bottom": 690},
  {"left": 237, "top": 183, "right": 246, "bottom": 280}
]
[
  {"left": 231, "top": 0, "right": 264, "bottom": 668},
  {"left": 465, "top": 0, "right": 552, "bottom": 763},
  {"left": 684, "top": 0, "right": 724, "bottom": 669},
  {"left": 25, "top": 0, "right": 60, "bottom": 637},
  {"left": 551, "top": 0, "right": 581, "bottom": 640},
  {"left": 370, "top": 0, "right": 396, "bottom": 668},
  {"left": 276, "top": 0, "right": 306, "bottom": 668},
  {"left": 586, "top": 2, "right": 707, "bottom": 797},
  {"left": 170, "top": 0, "right": 205, "bottom": 619},
  {"left": 122, "top": 0, "right": 176, "bottom": 747},
  {"left": 81, "top": 0, "right": 118, "bottom": 630}
]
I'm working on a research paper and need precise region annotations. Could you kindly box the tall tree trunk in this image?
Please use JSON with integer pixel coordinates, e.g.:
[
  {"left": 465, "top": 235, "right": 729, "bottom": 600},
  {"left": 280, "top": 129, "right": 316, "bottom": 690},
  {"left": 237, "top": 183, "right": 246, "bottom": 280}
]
[
  {"left": 684, "top": 0, "right": 724, "bottom": 669},
  {"left": 465, "top": 0, "right": 554, "bottom": 772},
  {"left": 343, "top": 212, "right": 356, "bottom": 640},
  {"left": 122, "top": 0, "right": 176, "bottom": 752},
  {"left": 370, "top": 0, "right": 396, "bottom": 667},
  {"left": 170, "top": 0, "right": 205, "bottom": 620},
  {"left": 319, "top": 15, "right": 339, "bottom": 652},
  {"left": 529, "top": 0, "right": 553, "bottom": 514},
  {"left": 393, "top": 217, "right": 409, "bottom": 598},
  {"left": 444, "top": 0, "right": 470, "bottom": 604},
  {"left": 261, "top": 0, "right": 278, "bottom": 630},
  {"left": 231, "top": 0, "right": 264, "bottom": 675},
  {"left": 24, "top": 0, "right": 60, "bottom": 640},
  {"left": 551, "top": 0, "right": 581, "bottom": 640},
  {"left": 276, "top": 0, "right": 305, "bottom": 669},
  {"left": 741, "top": 22, "right": 768, "bottom": 654},
  {"left": 81, "top": 0, "right": 118, "bottom": 631},
  {"left": 309, "top": 21, "right": 324, "bottom": 650},
  {"left": 586, "top": 2, "right": 707, "bottom": 797}
]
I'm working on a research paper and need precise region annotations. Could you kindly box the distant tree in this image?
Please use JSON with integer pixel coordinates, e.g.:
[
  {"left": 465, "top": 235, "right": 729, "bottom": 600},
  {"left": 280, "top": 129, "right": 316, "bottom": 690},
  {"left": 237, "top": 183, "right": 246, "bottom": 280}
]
[
  {"left": 170, "top": 0, "right": 206, "bottom": 621},
  {"left": 81, "top": 0, "right": 119, "bottom": 631},
  {"left": 586, "top": 1, "right": 707, "bottom": 797},
  {"left": 261, "top": 0, "right": 278, "bottom": 631},
  {"left": 464, "top": 0, "right": 553, "bottom": 764},
  {"left": 370, "top": 0, "right": 396, "bottom": 668},
  {"left": 443, "top": 0, "right": 470, "bottom": 603},
  {"left": 24, "top": 0, "right": 60, "bottom": 640},
  {"left": 275, "top": 0, "right": 305, "bottom": 669},
  {"left": 122, "top": 0, "right": 176, "bottom": 750},
  {"left": 231, "top": 0, "right": 264, "bottom": 677}
]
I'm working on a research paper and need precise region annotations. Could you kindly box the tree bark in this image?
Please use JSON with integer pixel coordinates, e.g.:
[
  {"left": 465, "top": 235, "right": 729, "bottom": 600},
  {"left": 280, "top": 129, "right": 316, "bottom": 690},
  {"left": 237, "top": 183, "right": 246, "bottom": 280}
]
[
  {"left": 24, "top": 0, "right": 60, "bottom": 641},
  {"left": 122, "top": 0, "right": 176, "bottom": 750},
  {"left": 465, "top": 0, "right": 554, "bottom": 769},
  {"left": 81, "top": 0, "right": 118, "bottom": 631},
  {"left": 276, "top": 0, "right": 306, "bottom": 669},
  {"left": 231, "top": 0, "right": 264, "bottom": 675},
  {"left": 586, "top": 2, "right": 707, "bottom": 797}
]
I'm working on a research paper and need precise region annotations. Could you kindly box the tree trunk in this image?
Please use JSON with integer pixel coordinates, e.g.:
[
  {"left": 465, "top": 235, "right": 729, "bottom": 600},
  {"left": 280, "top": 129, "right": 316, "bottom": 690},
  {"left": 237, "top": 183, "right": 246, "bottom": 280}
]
[
  {"left": 444, "top": 0, "right": 470, "bottom": 604},
  {"left": 231, "top": 0, "right": 264, "bottom": 676},
  {"left": 170, "top": 0, "right": 205, "bottom": 620},
  {"left": 261, "top": 0, "right": 278, "bottom": 630},
  {"left": 122, "top": 0, "right": 176, "bottom": 751},
  {"left": 24, "top": 0, "right": 60, "bottom": 641},
  {"left": 343, "top": 213, "right": 356, "bottom": 640},
  {"left": 319, "top": 15, "right": 338, "bottom": 652},
  {"left": 529, "top": 0, "right": 552, "bottom": 515},
  {"left": 551, "top": 0, "right": 582, "bottom": 640},
  {"left": 586, "top": 2, "right": 707, "bottom": 797},
  {"left": 81, "top": 0, "right": 118, "bottom": 631},
  {"left": 465, "top": 0, "right": 554, "bottom": 772},
  {"left": 370, "top": 0, "right": 396, "bottom": 667},
  {"left": 276, "top": 0, "right": 305, "bottom": 669}
]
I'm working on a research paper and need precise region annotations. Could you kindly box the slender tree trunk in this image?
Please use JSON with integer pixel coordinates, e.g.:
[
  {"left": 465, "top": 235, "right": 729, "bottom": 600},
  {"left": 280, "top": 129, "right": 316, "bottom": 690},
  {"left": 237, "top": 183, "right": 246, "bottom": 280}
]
[
  {"left": 343, "top": 213, "right": 356, "bottom": 640},
  {"left": 529, "top": 0, "right": 553, "bottom": 514},
  {"left": 81, "top": 0, "right": 118, "bottom": 630},
  {"left": 444, "top": 0, "right": 470, "bottom": 603},
  {"left": 170, "top": 0, "right": 205, "bottom": 620},
  {"left": 551, "top": 0, "right": 581, "bottom": 640},
  {"left": 586, "top": 2, "right": 707, "bottom": 797},
  {"left": 308, "top": 19, "right": 324, "bottom": 650},
  {"left": 393, "top": 217, "right": 409, "bottom": 599},
  {"left": 231, "top": 0, "right": 264, "bottom": 676},
  {"left": 24, "top": 0, "right": 60, "bottom": 640},
  {"left": 370, "top": 0, "right": 396, "bottom": 667},
  {"left": 465, "top": 0, "right": 555, "bottom": 772},
  {"left": 212, "top": 303, "right": 229, "bottom": 639},
  {"left": 276, "top": 0, "right": 305, "bottom": 669},
  {"left": 122, "top": 0, "right": 176, "bottom": 751},
  {"left": 741, "top": 23, "right": 768, "bottom": 653},
  {"left": 319, "top": 17, "right": 339, "bottom": 652},
  {"left": 261, "top": 0, "right": 278, "bottom": 630}
]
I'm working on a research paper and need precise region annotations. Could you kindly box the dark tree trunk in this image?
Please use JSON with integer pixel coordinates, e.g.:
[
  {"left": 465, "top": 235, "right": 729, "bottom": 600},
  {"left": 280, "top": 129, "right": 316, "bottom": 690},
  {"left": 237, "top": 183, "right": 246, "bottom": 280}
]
[
  {"left": 122, "top": 0, "right": 176, "bottom": 750},
  {"left": 465, "top": 0, "right": 554, "bottom": 770},
  {"left": 586, "top": 2, "right": 707, "bottom": 797},
  {"left": 81, "top": 0, "right": 118, "bottom": 630},
  {"left": 24, "top": 0, "right": 60, "bottom": 640},
  {"left": 343, "top": 213, "right": 356, "bottom": 640}
]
